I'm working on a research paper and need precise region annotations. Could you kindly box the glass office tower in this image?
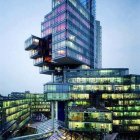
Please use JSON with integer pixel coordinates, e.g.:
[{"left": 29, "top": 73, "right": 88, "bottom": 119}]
[
  {"left": 25, "top": 0, "right": 101, "bottom": 76},
  {"left": 25, "top": 0, "right": 140, "bottom": 139}
]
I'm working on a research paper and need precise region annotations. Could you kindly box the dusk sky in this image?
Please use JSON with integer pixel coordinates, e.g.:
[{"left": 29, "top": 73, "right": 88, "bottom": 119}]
[{"left": 0, "top": 0, "right": 140, "bottom": 96}]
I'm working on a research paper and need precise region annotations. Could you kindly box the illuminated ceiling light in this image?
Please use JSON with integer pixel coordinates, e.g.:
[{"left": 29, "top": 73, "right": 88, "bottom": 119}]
[
  {"left": 33, "top": 38, "right": 39, "bottom": 45},
  {"left": 58, "top": 50, "right": 65, "bottom": 55}
]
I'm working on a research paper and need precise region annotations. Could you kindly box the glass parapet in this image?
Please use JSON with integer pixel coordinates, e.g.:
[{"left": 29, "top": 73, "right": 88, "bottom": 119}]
[
  {"left": 44, "top": 83, "right": 71, "bottom": 93},
  {"left": 33, "top": 57, "right": 44, "bottom": 67},
  {"left": 25, "top": 36, "right": 40, "bottom": 50},
  {"left": 68, "top": 122, "right": 112, "bottom": 133},
  {"left": 39, "top": 66, "right": 54, "bottom": 75},
  {"left": 67, "top": 77, "right": 124, "bottom": 84},
  {"left": 65, "top": 68, "right": 129, "bottom": 78},
  {"left": 68, "top": 112, "right": 112, "bottom": 123},
  {"left": 47, "top": 93, "right": 69, "bottom": 100},
  {"left": 71, "top": 84, "right": 131, "bottom": 93},
  {"left": 30, "top": 49, "right": 41, "bottom": 59}
]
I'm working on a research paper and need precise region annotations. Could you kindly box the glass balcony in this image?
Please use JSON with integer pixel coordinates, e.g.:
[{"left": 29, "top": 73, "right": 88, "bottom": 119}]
[
  {"left": 34, "top": 57, "right": 44, "bottom": 67},
  {"left": 68, "top": 122, "right": 112, "bottom": 133},
  {"left": 25, "top": 36, "right": 40, "bottom": 51},
  {"left": 40, "top": 66, "right": 54, "bottom": 75},
  {"left": 30, "top": 50, "right": 41, "bottom": 59}
]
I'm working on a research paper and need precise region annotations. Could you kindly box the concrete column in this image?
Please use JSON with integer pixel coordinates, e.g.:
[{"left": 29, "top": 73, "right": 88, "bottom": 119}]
[
  {"left": 51, "top": 73, "right": 54, "bottom": 82},
  {"left": 51, "top": 101, "right": 55, "bottom": 132},
  {"left": 55, "top": 101, "right": 58, "bottom": 120}
]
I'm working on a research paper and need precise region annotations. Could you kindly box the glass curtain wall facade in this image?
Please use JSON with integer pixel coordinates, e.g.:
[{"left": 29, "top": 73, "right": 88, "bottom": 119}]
[
  {"left": 0, "top": 98, "right": 30, "bottom": 137},
  {"left": 24, "top": 0, "right": 140, "bottom": 138},
  {"left": 0, "top": 92, "right": 51, "bottom": 137},
  {"left": 43, "top": 0, "right": 94, "bottom": 65},
  {"left": 44, "top": 68, "right": 140, "bottom": 134},
  {"left": 25, "top": 0, "right": 101, "bottom": 77},
  {"left": 68, "top": 110, "right": 112, "bottom": 133},
  {"left": 79, "top": 0, "right": 96, "bottom": 17}
]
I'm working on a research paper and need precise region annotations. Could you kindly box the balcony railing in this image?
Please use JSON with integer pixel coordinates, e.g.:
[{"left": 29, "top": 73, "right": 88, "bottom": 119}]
[
  {"left": 69, "top": 126, "right": 111, "bottom": 133},
  {"left": 34, "top": 58, "right": 44, "bottom": 67},
  {"left": 30, "top": 50, "right": 41, "bottom": 59},
  {"left": 40, "top": 66, "right": 55, "bottom": 75}
]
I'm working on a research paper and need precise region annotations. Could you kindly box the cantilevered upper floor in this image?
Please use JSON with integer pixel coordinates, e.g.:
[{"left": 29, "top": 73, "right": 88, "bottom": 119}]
[{"left": 25, "top": 0, "right": 102, "bottom": 76}]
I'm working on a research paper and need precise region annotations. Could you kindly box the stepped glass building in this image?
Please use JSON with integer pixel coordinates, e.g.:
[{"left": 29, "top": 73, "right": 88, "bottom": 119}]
[{"left": 25, "top": 0, "right": 140, "bottom": 139}]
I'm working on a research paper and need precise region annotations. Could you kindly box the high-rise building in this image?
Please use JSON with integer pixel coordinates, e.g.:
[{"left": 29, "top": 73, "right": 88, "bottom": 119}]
[
  {"left": 24, "top": 0, "right": 140, "bottom": 139},
  {"left": 25, "top": 0, "right": 101, "bottom": 75}
]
